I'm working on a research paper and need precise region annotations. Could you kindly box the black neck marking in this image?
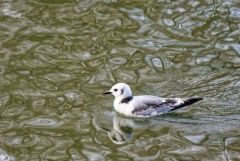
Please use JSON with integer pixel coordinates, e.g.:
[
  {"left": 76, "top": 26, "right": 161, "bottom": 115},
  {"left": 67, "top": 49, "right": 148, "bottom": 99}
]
[{"left": 120, "top": 96, "right": 133, "bottom": 104}]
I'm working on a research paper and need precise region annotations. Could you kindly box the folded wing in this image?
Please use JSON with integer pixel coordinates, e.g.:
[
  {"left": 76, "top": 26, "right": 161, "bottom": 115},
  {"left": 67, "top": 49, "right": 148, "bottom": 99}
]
[{"left": 132, "top": 97, "right": 203, "bottom": 117}]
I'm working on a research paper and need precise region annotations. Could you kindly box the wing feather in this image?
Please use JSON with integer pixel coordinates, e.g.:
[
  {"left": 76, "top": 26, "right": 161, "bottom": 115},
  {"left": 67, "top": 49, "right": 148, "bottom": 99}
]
[{"left": 132, "top": 97, "right": 202, "bottom": 117}]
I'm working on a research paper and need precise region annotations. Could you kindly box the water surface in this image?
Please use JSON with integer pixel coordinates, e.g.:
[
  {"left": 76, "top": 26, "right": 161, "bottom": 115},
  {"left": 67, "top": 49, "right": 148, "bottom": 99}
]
[{"left": 0, "top": 0, "right": 239, "bottom": 160}]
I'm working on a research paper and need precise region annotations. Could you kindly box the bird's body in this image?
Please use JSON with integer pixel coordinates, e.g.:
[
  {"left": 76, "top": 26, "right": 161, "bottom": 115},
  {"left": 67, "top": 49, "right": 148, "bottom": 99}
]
[{"left": 104, "top": 83, "right": 203, "bottom": 117}]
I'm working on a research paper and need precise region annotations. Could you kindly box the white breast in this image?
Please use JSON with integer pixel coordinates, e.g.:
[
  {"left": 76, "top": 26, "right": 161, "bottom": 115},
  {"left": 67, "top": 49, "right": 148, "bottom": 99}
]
[{"left": 114, "top": 99, "right": 135, "bottom": 116}]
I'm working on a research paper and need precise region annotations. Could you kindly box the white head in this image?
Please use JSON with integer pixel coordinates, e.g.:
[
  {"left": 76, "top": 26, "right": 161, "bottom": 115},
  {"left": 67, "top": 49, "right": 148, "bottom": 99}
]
[{"left": 103, "top": 83, "right": 132, "bottom": 99}]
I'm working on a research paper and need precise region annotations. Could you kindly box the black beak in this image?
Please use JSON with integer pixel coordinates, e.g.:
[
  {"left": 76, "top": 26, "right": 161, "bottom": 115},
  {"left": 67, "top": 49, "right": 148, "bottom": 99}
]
[{"left": 103, "top": 91, "right": 112, "bottom": 95}]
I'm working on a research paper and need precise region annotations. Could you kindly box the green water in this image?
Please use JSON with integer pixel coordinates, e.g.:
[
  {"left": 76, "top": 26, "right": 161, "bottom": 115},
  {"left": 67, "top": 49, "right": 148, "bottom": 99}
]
[{"left": 0, "top": 0, "right": 239, "bottom": 160}]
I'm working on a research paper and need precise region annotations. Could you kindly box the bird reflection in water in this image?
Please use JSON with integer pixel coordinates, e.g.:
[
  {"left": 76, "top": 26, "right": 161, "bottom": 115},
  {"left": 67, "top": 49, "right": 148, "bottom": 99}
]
[{"left": 102, "top": 114, "right": 135, "bottom": 144}]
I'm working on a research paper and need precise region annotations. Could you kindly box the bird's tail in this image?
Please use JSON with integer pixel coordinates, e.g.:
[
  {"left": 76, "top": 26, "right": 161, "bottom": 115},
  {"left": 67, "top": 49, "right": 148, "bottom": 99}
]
[{"left": 170, "top": 97, "right": 203, "bottom": 111}]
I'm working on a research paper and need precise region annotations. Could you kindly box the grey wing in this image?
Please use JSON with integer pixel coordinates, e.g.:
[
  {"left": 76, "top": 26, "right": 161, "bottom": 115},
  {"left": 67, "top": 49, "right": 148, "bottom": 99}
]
[
  {"left": 134, "top": 95, "right": 163, "bottom": 105},
  {"left": 132, "top": 98, "right": 179, "bottom": 117},
  {"left": 133, "top": 97, "right": 203, "bottom": 117}
]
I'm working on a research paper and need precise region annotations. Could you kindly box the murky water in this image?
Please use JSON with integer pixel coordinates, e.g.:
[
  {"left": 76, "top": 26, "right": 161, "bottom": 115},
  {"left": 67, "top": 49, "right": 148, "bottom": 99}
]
[{"left": 0, "top": 0, "right": 239, "bottom": 160}]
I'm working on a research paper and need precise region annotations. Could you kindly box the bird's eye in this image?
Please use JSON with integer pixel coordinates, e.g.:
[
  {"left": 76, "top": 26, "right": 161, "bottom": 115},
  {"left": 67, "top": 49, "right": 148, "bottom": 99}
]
[{"left": 114, "top": 89, "right": 118, "bottom": 92}]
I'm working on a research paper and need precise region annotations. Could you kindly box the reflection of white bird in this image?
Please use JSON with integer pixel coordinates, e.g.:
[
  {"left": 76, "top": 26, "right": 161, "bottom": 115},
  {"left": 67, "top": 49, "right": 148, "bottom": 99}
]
[
  {"left": 102, "top": 115, "right": 133, "bottom": 144},
  {"left": 104, "top": 83, "right": 203, "bottom": 117}
]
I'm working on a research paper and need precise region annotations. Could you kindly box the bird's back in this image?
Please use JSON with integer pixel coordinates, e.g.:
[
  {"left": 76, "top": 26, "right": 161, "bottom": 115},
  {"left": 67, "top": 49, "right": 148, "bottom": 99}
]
[{"left": 131, "top": 96, "right": 202, "bottom": 117}]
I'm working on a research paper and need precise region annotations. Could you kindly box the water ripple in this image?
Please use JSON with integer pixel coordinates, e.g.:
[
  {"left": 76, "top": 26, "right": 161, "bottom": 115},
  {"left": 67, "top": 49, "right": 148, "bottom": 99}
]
[
  {"left": 6, "top": 134, "right": 39, "bottom": 148},
  {"left": 0, "top": 0, "right": 239, "bottom": 160},
  {"left": 21, "top": 117, "right": 62, "bottom": 128}
]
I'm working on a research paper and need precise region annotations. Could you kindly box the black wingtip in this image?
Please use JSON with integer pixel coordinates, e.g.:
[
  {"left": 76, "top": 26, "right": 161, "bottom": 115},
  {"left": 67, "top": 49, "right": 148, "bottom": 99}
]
[
  {"left": 170, "top": 97, "right": 203, "bottom": 112},
  {"left": 186, "top": 97, "right": 203, "bottom": 103}
]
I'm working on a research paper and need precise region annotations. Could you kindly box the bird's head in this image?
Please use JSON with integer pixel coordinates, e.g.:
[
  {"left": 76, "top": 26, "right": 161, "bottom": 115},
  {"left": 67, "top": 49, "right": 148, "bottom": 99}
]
[{"left": 103, "top": 83, "right": 132, "bottom": 99}]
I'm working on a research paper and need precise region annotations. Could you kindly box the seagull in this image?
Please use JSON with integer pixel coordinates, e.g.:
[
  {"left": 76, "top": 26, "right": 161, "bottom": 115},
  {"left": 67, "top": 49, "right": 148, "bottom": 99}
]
[{"left": 103, "top": 83, "right": 203, "bottom": 117}]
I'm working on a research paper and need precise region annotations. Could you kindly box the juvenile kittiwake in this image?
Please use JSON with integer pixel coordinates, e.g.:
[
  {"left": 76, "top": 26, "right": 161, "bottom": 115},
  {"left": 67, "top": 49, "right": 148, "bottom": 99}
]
[{"left": 103, "top": 83, "right": 203, "bottom": 117}]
